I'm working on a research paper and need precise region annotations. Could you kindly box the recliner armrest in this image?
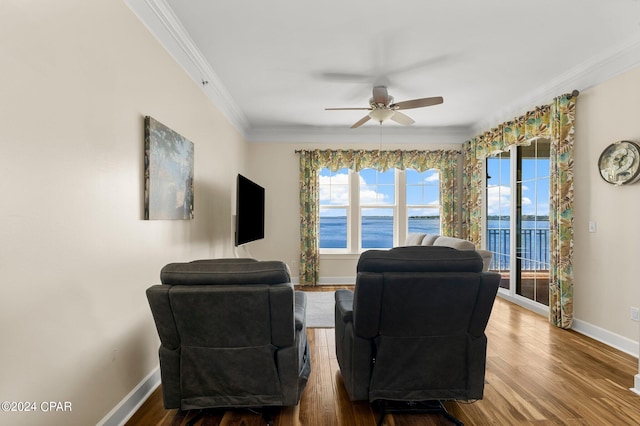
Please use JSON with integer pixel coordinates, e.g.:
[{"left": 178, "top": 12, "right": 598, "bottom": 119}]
[
  {"left": 476, "top": 249, "right": 493, "bottom": 272},
  {"left": 294, "top": 291, "right": 307, "bottom": 331},
  {"left": 335, "top": 289, "right": 354, "bottom": 323}
]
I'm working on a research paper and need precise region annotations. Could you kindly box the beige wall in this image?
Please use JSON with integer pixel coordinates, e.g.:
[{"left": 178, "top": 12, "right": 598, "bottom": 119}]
[
  {"left": 573, "top": 66, "right": 640, "bottom": 346},
  {"left": 0, "top": 1, "right": 246, "bottom": 424}
]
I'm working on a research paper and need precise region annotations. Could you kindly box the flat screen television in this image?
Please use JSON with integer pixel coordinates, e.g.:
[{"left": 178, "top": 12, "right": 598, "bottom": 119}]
[{"left": 235, "top": 174, "right": 265, "bottom": 246}]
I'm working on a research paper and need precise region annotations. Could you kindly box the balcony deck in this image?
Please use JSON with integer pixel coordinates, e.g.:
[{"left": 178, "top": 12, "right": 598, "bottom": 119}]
[
  {"left": 488, "top": 226, "right": 551, "bottom": 305},
  {"left": 492, "top": 269, "right": 550, "bottom": 306}
]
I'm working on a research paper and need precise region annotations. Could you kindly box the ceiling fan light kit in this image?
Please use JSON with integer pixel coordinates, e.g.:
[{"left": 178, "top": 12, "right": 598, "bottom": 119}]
[
  {"left": 369, "top": 108, "right": 395, "bottom": 123},
  {"left": 326, "top": 85, "right": 443, "bottom": 128}
]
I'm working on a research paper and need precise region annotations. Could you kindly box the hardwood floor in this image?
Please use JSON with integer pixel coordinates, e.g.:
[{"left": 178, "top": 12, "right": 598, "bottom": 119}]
[{"left": 127, "top": 291, "right": 640, "bottom": 425}]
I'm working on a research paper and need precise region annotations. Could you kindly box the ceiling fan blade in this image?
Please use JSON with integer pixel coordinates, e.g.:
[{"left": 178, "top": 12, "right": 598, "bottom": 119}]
[
  {"left": 325, "top": 107, "right": 372, "bottom": 111},
  {"left": 385, "top": 55, "right": 450, "bottom": 77},
  {"left": 390, "top": 111, "right": 415, "bottom": 126},
  {"left": 372, "top": 86, "right": 389, "bottom": 106},
  {"left": 317, "top": 71, "right": 373, "bottom": 82},
  {"left": 392, "top": 96, "right": 444, "bottom": 110},
  {"left": 351, "top": 115, "right": 371, "bottom": 128}
]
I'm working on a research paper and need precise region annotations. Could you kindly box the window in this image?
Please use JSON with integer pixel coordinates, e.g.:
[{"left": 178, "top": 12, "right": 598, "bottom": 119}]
[
  {"left": 406, "top": 169, "right": 441, "bottom": 235},
  {"left": 319, "top": 168, "right": 440, "bottom": 252},
  {"left": 319, "top": 168, "right": 349, "bottom": 249},
  {"left": 360, "top": 168, "right": 395, "bottom": 249},
  {"left": 486, "top": 151, "right": 511, "bottom": 276}
]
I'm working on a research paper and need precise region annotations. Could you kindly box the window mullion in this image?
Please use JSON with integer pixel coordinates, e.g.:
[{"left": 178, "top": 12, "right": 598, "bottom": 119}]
[
  {"left": 349, "top": 169, "right": 360, "bottom": 254},
  {"left": 510, "top": 145, "right": 518, "bottom": 297},
  {"left": 397, "top": 169, "right": 406, "bottom": 247}
]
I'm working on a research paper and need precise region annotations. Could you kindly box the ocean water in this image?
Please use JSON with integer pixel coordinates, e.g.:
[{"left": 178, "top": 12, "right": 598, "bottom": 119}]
[
  {"left": 320, "top": 216, "right": 440, "bottom": 249},
  {"left": 320, "top": 217, "right": 550, "bottom": 268}
]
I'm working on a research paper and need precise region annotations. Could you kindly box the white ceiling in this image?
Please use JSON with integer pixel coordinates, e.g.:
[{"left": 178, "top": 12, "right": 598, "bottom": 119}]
[{"left": 126, "top": 0, "right": 640, "bottom": 143}]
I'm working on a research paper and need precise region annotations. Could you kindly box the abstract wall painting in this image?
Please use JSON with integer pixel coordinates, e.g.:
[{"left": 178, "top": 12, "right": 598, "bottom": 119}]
[{"left": 144, "top": 116, "right": 194, "bottom": 220}]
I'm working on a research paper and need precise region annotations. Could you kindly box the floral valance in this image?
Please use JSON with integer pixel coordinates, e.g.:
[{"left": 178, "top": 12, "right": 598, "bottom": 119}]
[
  {"left": 302, "top": 149, "right": 460, "bottom": 172},
  {"left": 468, "top": 93, "right": 576, "bottom": 160}
]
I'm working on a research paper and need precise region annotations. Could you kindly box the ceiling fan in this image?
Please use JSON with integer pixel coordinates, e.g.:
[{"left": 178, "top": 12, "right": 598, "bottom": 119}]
[{"left": 325, "top": 86, "right": 443, "bottom": 128}]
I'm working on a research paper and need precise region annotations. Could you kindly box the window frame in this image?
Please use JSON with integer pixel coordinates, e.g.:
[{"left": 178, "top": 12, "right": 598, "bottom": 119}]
[
  {"left": 318, "top": 168, "right": 352, "bottom": 253},
  {"left": 319, "top": 167, "right": 441, "bottom": 254},
  {"left": 404, "top": 168, "right": 442, "bottom": 242},
  {"left": 359, "top": 167, "right": 397, "bottom": 250}
]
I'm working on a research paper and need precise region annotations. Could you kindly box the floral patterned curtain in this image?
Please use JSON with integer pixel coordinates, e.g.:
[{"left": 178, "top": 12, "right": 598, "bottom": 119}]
[
  {"left": 298, "top": 150, "right": 320, "bottom": 286},
  {"left": 548, "top": 95, "right": 576, "bottom": 329},
  {"left": 461, "top": 142, "right": 483, "bottom": 246},
  {"left": 461, "top": 93, "right": 577, "bottom": 328},
  {"left": 298, "top": 149, "right": 460, "bottom": 286}
]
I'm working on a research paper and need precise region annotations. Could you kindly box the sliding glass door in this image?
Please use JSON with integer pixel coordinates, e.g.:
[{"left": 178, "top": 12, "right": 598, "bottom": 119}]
[
  {"left": 486, "top": 138, "right": 550, "bottom": 308},
  {"left": 515, "top": 139, "right": 550, "bottom": 305}
]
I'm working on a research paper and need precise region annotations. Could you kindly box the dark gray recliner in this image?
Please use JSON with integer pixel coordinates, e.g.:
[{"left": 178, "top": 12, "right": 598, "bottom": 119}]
[
  {"left": 334, "top": 246, "right": 500, "bottom": 424},
  {"left": 146, "top": 258, "right": 310, "bottom": 418}
]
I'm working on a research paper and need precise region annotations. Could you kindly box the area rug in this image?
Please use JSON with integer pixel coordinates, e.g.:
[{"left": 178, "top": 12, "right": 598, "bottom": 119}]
[{"left": 303, "top": 291, "right": 335, "bottom": 328}]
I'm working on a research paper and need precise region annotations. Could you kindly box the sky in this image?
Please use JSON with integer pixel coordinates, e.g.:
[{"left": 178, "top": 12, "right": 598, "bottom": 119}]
[
  {"left": 486, "top": 157, "right": 550, "bottom": 217},
  {"left": 319, "top": 156, "right": 549, "bottom": 218},
  {"left": 319, "top": 167, "right": 440, "bottom": 217}
]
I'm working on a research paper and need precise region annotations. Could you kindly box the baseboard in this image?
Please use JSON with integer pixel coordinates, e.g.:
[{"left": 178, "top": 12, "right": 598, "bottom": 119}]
[
  {"left": 632, "top": 374, "right": 640, "bottom": 396},
  {"left": 573, "top": 320, "right": 640, "bottom": 397},
  {"left": 97, "top": 367, "right": 161, "bottom": 426},
  {"left": 292, "top": 276, "right": 356, "bottom": 285},
  {"left": 572, "top": 318, "right": 639, "bottom": 358},
  {"left": 496, "top": 292, "right": 549, "bottom": 317},
  {"left": 496, "top": 293, "right": 639, "bottom": 359},
  {"left": 319, "top": 276, "right": 356, "bottom": 285}
]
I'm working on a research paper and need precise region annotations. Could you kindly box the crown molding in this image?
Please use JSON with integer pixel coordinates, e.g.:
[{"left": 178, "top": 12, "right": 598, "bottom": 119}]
[
  {"left": 472, "top": 33, "right": 640, "bottom": 137},
  {"left": 245, "top": 124, "right": 474, "bottom": 145},
  {"left": 123, "top": 0, "right": 249, "bottom": 135},
  {"left": 125, "top": 0, "right": 640, "bottom": 144}
]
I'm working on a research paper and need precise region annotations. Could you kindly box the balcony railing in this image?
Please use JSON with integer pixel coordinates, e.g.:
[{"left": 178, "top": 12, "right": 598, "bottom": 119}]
[{"left": 486, "top": 228, "right": 549, "bottom": 271}]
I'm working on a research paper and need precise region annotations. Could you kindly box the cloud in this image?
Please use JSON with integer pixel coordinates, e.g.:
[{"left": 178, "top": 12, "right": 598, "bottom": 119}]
[
  {"left": 360, "top": 189, "right": 388, "bottom": 205},
  {"left": 486, "top": 186, "right": 510, "bottom": 216},
  {"left": 487, "top": 185, "right": 539, "bottom": 215},
  {"left": 319, "top": 172, "right": 389, "bottom": 206},
  {"left": 424, "top": 171, "right": 440, "bottom": 183},
  {"left": 319, "top": 172, "right": 349, "bottom": 205},
  {"left": 486, "top": 186, "right": 522, "bottom": 213}
]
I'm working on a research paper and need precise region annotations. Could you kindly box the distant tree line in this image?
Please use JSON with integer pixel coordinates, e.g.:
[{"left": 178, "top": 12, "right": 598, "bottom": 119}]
[{"left": 486, "top": 215, "right": 549, "bottom": 221}]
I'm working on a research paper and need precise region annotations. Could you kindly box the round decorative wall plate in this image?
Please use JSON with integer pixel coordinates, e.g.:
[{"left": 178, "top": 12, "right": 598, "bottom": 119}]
[{"left": 598, "top": 140, "right": 640, "bottom": 185}]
